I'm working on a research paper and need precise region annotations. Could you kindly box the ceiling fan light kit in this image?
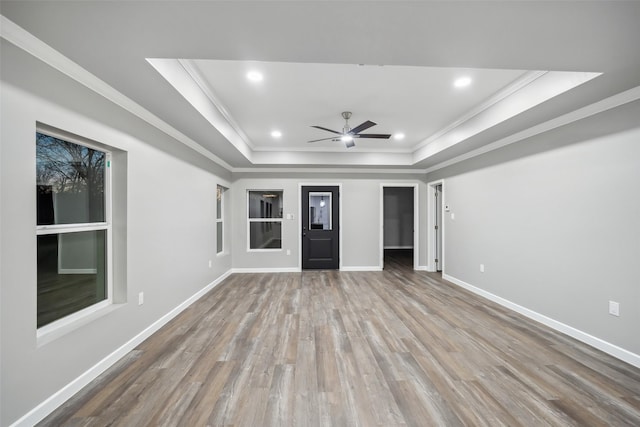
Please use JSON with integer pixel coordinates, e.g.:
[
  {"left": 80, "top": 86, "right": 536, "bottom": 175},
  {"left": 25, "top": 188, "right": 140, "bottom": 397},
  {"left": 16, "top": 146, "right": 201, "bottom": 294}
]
[{"left": 309, "top": 111, "right": 392, "bottom": 148}]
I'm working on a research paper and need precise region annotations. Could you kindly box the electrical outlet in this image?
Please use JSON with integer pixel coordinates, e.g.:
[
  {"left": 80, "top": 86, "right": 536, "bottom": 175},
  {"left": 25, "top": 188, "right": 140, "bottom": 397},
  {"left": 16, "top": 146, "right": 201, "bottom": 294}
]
[
  {"left": 208, "top": 260, "right": 212, "bottom": 268},
  {"left": 609, "top": 301, "right": 619, "bottom": 316},
  {"left": 286, "top": 249, "right": 291, "bottom": 255},
  {"left": 138, "top": 292, "right": 144, "bottom": 306},
  {"left": 480, "top": 264, "right": 485, "bottom": 273}
]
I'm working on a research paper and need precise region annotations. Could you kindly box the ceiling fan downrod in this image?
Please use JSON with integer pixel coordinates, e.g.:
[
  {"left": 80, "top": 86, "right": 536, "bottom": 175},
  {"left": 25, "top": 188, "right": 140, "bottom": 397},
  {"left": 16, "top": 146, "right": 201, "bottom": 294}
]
[{"left": 341, "top": 111, "right": 352, "bottom": 134}]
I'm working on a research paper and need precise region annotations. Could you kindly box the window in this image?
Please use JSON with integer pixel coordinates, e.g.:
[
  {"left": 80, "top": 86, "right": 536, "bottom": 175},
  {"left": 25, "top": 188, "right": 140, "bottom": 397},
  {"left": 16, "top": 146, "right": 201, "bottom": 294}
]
[
  {"left": 216, "top": 185, "right": 227, "bottom": 254},
  {"left": 248, "top": 190, "right": 283, "bottom": 250},
  {"left": 36, "top": 131, "right": 111, "bottom": 328},
  {"left": 309, "top": 192, "right": 332, "bottom": 230}
]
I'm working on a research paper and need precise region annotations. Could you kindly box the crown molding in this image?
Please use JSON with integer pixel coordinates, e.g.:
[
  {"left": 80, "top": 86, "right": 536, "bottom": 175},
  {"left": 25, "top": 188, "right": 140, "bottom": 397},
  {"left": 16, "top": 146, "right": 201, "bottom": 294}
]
[
  {"left": 0, "top": 15, "right": 234, "bottom": 171},
  {"left": 231, "top": 167, "right": 425, "bottom": 175},
  {"left": 424, "top": 84, "right": 640, "bottom": 174},
  {"left": 413, "top": 70, "right": 547, "bottom": 151},
  {"left": 3, "top": 14, "right": 623, "bottom": 177},
  {"left": 252, "top": 145, "right": 414, "bottom": 154},
  {"left": 413, "top": 70, "right": 601, "bottom": 164},
  {"left": 179, "top": 59, "right": 256, "bottom": 151}
]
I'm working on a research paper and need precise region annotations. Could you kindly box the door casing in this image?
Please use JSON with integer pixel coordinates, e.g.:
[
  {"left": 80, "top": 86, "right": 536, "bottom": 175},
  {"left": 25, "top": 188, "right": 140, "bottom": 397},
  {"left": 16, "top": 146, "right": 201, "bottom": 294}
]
[{"left": 427, "top": 179, "right": 445, "bottom": 272}]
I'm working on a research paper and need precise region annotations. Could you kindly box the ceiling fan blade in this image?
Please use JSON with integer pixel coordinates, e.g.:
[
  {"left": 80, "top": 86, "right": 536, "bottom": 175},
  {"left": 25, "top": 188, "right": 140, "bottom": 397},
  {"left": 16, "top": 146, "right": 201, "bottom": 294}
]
[
  {"left": 349, "top": 120, "right": 376, "bottom": 135},
  {"left": 354, "top": 133, "right": 392, "bottom": 139},
  {"left": 311, "top": 125, "right": 341, "bottom": 134},
  {"left": 307, "top": 136, "right": 338, "bottom": 143}
]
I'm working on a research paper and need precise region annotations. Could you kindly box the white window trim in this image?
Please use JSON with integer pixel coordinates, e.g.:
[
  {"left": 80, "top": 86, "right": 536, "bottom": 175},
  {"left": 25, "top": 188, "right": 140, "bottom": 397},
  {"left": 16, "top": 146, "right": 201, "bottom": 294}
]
[
  {"left": 247, "top": 189, "right": 284, "bottom": 252},
  {"left": 35, "top": 128, "right": 113, "bottom": 336}
]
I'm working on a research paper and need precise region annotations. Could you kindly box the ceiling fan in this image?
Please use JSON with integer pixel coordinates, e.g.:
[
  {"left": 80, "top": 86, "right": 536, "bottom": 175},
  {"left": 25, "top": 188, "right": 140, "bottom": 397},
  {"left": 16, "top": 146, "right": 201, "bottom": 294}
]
[{"left": 308, "top": 111, "right": 391, "bottom": 148}]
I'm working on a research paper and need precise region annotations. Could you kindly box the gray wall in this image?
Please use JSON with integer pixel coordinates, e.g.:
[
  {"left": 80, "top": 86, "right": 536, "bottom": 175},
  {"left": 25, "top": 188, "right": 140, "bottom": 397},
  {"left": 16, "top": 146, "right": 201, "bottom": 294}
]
[
  {"left": 231, "top": 175, "right": 427, "bottom": 270},
  {"left": 426, "top": 100, "right": 640, "bottom": 357},
  {"left": 1, "top": 40, "right": 232, "bottom": 425},
  {"left": 7, "top": 18, "right": 639, "bottom": 424}
]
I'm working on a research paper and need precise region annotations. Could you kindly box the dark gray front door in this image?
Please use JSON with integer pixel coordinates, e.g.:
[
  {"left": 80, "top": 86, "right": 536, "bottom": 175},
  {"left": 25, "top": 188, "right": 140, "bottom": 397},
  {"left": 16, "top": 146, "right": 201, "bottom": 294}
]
[{"left": 302, "top": 186, "right": 339, "bottom": 270}]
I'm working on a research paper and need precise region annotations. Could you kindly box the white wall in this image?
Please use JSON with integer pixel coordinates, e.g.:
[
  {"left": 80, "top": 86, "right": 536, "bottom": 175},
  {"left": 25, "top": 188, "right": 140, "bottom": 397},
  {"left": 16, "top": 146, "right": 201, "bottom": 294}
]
[
  {"left": 426, "top": 100, "right": 640, "bottom": 362},
  {"left": 231, "top": 175, "right": 427, "bottom": 271},
  {"left": 1, "top": 40, "right": 232, "bottom": 425}
]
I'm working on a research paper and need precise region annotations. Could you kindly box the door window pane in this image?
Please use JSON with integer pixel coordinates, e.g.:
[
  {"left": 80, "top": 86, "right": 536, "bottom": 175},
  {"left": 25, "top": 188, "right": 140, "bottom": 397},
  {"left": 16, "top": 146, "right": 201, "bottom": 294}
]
[
  {"left": 37, "top": 229, "right": 107, "bottom": 327},
  {"left": 249, "top": 222, "right": 282, "bottom": 249},
  {"left": 36, "top": 132, "right": 105, "bottom": 225},
  {"left": 309, "top": 192, "right": 332, "bottom": 230}
]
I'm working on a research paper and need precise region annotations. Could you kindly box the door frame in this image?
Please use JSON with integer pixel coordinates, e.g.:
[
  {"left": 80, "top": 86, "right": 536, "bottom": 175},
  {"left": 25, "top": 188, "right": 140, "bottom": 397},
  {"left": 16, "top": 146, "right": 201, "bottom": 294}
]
[
  {"left": 298, "top": 183, "right": 343, "bottom": 271},
  {"left": 427, "top": 179, "right": 445, "bottom": 272},
  {"left": 379, "top": 183, "right": 419, "bottom": 270}
]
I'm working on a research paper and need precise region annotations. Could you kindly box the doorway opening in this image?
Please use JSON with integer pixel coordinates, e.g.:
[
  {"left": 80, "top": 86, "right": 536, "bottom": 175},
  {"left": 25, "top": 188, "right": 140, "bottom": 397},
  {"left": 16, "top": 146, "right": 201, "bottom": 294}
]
[
  {"left": 427, "top": 180, "right": 444, "bottom": 273},
  {"left": 380, "top": 184, "right": 418, "bottom": 270}
]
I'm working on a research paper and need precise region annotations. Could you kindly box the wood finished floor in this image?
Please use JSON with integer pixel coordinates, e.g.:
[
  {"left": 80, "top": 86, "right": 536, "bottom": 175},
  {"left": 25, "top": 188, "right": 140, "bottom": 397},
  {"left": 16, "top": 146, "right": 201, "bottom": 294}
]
[{"left": 40, "top": 254, "right": 640, "bottom": 426}]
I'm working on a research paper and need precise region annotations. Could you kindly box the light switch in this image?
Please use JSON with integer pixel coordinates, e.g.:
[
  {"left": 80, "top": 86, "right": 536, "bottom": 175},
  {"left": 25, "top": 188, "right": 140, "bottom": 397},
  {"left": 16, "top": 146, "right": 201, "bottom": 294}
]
[{"left": 609, "top": 301, "right": 620, "bottom": 316}]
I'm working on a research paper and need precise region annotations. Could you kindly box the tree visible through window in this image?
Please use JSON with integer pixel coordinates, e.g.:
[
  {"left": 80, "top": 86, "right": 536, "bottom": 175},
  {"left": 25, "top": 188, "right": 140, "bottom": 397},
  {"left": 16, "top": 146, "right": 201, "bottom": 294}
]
[{"left": 36, "top": 131, "right": 110, "bottom": 328}]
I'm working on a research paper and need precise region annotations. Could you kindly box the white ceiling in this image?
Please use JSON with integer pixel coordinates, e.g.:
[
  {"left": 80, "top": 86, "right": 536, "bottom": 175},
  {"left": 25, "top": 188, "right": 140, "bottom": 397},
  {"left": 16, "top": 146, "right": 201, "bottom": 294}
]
[
  {"left": 182, "top": 60, "right": 529, "bottom": 151},
  {"left": 2, "top": 1, "right": 640, "bottom": 172}
]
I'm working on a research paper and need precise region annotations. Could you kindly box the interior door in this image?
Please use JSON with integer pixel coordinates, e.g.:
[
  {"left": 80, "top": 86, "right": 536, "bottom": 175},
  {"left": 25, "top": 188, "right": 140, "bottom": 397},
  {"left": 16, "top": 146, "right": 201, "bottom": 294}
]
[{"left": 302, "top": 186, "right": 339, "bottom": 269}]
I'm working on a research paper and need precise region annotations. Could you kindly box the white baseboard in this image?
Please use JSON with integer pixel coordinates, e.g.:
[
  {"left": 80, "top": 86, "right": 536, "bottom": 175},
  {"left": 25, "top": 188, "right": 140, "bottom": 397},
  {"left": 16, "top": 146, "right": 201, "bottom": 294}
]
[
  {"left": 415, "top": 265, "right": 429, "bottom": 271},
  {"left": 443, "top": 273, "right": 640, "bottom": 369},
  {"left": 231, "top": 267, "right": 300, "bottom": 273},
  {"left": 11, "top": 269, "right": 233, "bottom": 427},
  {"left": 232, "top": 266, "right": 384, "bottom": 273},
  {"left": 58, "top": 268, "right": 97, "bottom": 275},
  {"left": 340, "top": 266, "right": 383, "bottom": 272}
]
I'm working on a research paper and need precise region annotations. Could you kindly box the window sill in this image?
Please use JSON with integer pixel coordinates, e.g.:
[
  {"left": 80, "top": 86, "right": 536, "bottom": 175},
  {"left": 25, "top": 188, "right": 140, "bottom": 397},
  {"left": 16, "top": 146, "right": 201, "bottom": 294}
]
[{"left": 37, "top": 301, "right": 124, "bottom": 347}]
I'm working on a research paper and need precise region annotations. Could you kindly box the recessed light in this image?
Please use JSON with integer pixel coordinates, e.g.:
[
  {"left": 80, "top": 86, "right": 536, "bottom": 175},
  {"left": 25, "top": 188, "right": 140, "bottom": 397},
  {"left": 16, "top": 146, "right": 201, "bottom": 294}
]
[
  {"left": 271, "top": 130, "right": 282, "bottom": 138},
  {"left": 247, "top": 71, "right": 263, "bottom": 82},
  {"left": 394, "top": 133, "right": 405, "bottom": 141},
  {"left": 454, "top": 77, "right": 472, "bottom": 88}
]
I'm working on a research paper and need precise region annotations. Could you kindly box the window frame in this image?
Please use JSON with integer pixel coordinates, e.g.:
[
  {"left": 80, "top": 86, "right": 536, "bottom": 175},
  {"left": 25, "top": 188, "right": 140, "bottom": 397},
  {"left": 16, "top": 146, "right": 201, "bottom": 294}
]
[
  {"left": 247, "top": 189, "right": 283, "bottom": 252},
  {"left": 216, "top": 184, "right": 226, "bottom": 255},
  {"left": 35, "top": 128, "right": 113, "bottom": 334}
]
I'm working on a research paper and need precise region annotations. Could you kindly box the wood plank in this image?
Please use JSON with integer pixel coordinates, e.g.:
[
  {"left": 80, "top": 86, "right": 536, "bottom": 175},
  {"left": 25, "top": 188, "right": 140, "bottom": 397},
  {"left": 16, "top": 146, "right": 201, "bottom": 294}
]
[{"left": 38, "top": 263, "right": 640, "bottom": 426}]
